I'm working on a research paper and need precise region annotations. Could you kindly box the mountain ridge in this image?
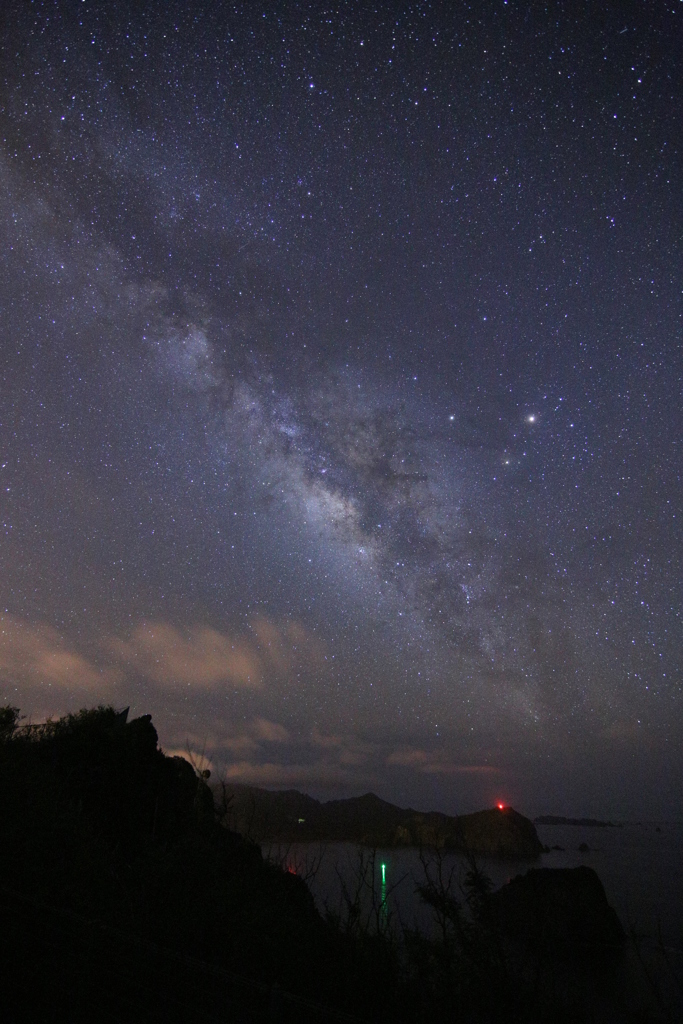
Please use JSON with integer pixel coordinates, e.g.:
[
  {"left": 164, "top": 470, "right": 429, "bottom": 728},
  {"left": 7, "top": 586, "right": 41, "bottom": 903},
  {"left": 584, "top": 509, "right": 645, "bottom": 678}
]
[{"left": 224, "top": 784, "right": 543, "bottom": 859}]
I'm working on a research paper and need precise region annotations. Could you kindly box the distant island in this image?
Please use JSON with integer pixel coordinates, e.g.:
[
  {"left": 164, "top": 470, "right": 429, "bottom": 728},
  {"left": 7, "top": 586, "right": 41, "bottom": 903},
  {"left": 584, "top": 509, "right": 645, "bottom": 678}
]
[
  {"left": 535, "top": 815, "right": 621, "bottom": 828},
  {"left": 225, "top": 785, "right": 544, "bottom": 859}
]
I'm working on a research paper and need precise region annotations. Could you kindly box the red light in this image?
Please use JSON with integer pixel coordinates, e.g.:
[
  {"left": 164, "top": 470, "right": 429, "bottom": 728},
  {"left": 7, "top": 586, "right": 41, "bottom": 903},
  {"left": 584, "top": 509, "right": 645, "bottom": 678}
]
[{"left": 497, "top": 802, "right": 505, "bottom": 810}]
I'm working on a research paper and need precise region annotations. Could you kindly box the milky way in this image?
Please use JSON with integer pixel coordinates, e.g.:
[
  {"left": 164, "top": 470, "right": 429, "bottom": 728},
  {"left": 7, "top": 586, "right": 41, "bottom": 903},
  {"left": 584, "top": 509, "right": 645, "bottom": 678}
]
[{"left": 0, "top": 1, "right": 681, "bottom": 816}]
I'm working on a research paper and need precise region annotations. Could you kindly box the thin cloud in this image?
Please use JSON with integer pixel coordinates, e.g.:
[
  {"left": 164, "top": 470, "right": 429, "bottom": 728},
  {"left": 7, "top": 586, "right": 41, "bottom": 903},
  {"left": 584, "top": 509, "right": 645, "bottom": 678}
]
[
  {"left": 223, "top": 759, "right": 367, "bottom": 788},
  {"left": 0, "top": 615, "right": 114, "bottom": 694},
  {"left": 386, "top": 747, "right": 429, "bottom": 767},
  {"left": 251, "top": 616, "right": 327, "bottom": 675},
  {"left": 109, "top": 622, "right": 262, "bottom": 689},
  {"left": 109, "top": 618, "right": 326, "bottom": 692},
  {"left": 164, "top": 748, "right": 214, "bottom": 775},
  {"left": 252, "top": 717, "right": 291, "bottom": 743},
  {"left": 387, "top": 746, "right": 498, "bottom": 775},
  {"left": 310, "top": 726, "right": 376, "bottom": 765},
  {"left": 161, "top": 716, "right": 293, "bottom": 764}
]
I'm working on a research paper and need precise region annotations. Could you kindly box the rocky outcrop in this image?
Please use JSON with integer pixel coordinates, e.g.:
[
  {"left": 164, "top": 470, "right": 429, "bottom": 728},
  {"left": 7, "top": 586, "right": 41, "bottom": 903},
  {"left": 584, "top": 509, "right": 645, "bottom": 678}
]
[
  {"left": 448, "top": 807, "right": 543, "bottom": 859},
  {"left": 490, "top": 866, "right": 625, "bottom": 954}
]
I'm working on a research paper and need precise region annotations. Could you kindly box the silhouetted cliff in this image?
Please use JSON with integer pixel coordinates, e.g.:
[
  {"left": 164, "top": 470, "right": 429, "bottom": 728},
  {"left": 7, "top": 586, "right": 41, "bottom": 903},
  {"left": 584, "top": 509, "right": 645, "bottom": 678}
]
[{"left": 0, "top": 706, "right": 396, "bottom": 1021}]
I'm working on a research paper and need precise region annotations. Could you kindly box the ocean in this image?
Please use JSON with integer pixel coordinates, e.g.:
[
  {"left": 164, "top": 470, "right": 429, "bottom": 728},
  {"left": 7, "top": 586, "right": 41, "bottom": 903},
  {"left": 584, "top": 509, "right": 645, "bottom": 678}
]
[{"left": 264, "top": 819, "right": 683, "bottom": 950}]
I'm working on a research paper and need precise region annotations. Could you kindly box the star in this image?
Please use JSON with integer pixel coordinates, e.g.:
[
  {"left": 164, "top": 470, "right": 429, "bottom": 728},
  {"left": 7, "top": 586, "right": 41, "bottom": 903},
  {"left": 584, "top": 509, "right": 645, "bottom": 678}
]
[{"left": 0, "top": 0, "right": 679, "bottom": 823}]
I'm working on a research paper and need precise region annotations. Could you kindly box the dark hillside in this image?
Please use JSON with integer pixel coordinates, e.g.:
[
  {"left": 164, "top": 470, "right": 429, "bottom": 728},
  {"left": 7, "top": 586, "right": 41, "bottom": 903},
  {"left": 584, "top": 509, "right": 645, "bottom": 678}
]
[
  {"left": 0, "top": 706, "right": 395, "bottom": 1022},
  {"left": 226, "top": 784, "right": 543, "bottom": 858}
]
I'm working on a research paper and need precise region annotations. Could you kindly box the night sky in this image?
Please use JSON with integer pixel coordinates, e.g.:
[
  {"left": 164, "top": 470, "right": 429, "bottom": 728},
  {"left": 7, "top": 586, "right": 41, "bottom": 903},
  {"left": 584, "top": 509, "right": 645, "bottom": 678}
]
[{"left": 1, "top": 1, "right": 681, "bottom": 819}]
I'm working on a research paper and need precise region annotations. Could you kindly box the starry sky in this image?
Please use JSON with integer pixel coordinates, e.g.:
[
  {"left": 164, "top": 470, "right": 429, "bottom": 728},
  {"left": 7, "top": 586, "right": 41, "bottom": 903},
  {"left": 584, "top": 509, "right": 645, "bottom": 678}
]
[{"left": 1, "top": 1, "right": 681, "bottom": 819}]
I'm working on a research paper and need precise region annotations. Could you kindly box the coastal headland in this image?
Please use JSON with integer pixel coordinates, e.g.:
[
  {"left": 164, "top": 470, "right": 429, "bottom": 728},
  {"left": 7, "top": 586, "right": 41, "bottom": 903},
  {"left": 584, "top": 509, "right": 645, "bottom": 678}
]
[{"left": 225, "top": 785, "right": 544, "bottom": 859}]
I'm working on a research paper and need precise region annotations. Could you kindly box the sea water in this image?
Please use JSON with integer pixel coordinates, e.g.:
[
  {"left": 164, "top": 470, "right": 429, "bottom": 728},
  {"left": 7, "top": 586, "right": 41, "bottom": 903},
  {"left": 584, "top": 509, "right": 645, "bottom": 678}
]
[
  {"left": 534, "top": 821, "right": 683, "bottom": 949},
  {"left": 264, "top": 820, "right": 683, "bottom": 950}
]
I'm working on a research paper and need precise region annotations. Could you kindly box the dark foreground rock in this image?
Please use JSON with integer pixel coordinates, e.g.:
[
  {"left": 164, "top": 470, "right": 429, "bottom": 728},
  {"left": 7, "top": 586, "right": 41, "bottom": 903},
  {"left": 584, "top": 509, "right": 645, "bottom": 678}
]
[
  {"left": 226, "top": 785, "right": 543, "bottom": 858},
  {"left": 490, "top": 866, "right": 625, "bottom": 955},
  {"left": 0, "top": 706, "right": 396, "bottom": 1022}
]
